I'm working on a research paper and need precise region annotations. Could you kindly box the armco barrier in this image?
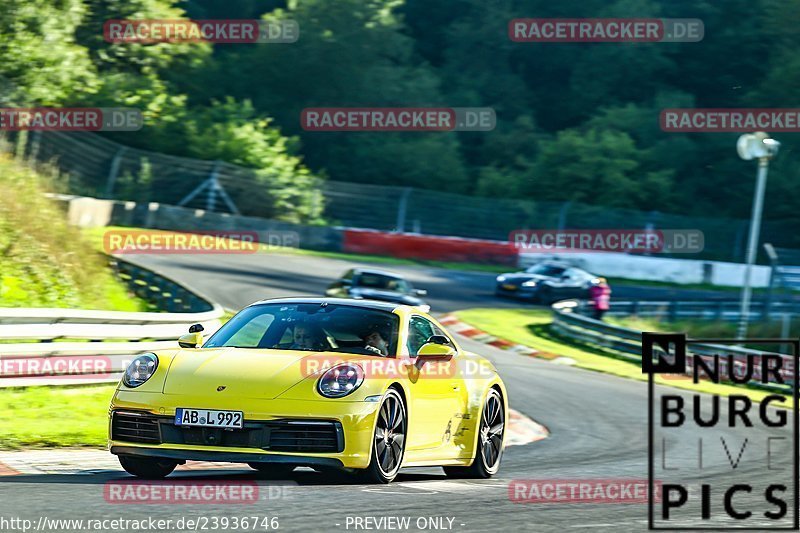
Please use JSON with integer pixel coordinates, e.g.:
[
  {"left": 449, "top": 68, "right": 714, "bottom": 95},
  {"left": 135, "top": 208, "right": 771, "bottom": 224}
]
[
  {"left": 607, "top": 300, "right": 800, "bottom": 322},
  {"left": 551, "top": 300, "right": 794, "bottom": 391},
  {"left": 342, "top": 228, "right": 518, "bottom": 265},
  {"left": 0, "top": 258, "right": 225, "bottom": 387},
  {"left": 110, "top": 255, "right": 216, "bottom": 313}
]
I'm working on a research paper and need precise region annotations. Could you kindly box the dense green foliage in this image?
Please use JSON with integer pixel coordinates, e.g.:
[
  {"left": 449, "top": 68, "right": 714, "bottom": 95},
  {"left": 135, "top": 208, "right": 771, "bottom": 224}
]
[
  {"left": 0, "top": 0, "right": 798, "bottom": 227},
  {"left": 0, "top": 152, "right": 145, "bottom": 310}
]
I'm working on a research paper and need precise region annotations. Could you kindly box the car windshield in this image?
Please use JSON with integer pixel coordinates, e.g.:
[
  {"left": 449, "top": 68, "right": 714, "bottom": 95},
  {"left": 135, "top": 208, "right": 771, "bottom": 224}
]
[
  {"left": 525, "top": 264, "right": 565, "bottom": 277},
  {"left": 354, "top": 273, "right": 411, "bottom": 293},
  {"left": 204, "top": 303, "right": 399, "bottom": 356}
]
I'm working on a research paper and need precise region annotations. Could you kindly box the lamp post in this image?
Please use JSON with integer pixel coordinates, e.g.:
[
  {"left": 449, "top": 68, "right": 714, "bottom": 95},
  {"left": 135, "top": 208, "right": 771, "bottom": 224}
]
[{"left": 735, "top": 132, "right": 780, "bottom": 339}]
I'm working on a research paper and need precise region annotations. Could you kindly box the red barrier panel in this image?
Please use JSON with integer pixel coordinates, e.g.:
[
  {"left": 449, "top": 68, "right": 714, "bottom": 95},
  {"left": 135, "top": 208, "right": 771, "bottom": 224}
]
[{"left": 342, "top": 230, "right": 518, "bottom": 265}]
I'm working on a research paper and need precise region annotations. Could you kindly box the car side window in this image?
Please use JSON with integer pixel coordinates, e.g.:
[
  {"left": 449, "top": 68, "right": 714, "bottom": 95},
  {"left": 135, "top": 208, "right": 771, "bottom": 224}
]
[
  {"left": 407, "top": 316, "right": 435, "bottom": 356},
  {"left": 432, "top": 324, "right": 455, "bottom": 348}
]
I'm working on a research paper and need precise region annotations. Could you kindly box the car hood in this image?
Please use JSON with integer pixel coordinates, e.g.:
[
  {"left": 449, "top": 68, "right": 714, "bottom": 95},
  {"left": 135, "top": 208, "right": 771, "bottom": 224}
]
[
  {"left": 349, "top": 287, "right": 424, "bottom": 306},
  {"left": 162, "top": 348, "right": 336, "bottom": 399}
]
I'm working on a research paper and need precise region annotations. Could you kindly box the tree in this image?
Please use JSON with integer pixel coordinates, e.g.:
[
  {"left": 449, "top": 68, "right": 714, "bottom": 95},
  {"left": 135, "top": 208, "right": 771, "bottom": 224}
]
[{"left": 0, "top": 0, "right": 98, "bottom": 105}]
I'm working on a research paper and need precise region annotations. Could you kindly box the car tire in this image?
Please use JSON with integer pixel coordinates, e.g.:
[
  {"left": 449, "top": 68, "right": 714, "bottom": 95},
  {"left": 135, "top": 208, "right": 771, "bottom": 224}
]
[
  {"left": 357, "top": 388, "right": 407, "bottom": 484},
  {"left": 247, "top": 463, "right": 296, "bottom": 478},
  {"left": 443, "top": 388, "right": 505, "bottom": 479},
  {"left": 118, "top": 456, "right": 178, "bottom": 479}
]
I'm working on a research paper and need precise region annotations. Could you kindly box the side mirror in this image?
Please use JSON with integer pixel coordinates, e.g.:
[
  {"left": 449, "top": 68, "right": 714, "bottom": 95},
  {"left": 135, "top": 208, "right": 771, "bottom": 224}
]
[
  {"left": 415, "top": 289, "right": 427, "bottom": 296},
  {"left": 427, "top": 334, "right": 450, "bottom": 345},
  {"left": 416, "top": 341, "right": 456, "bottom": 362},
  {"left": 178, "top": 333, "right": 203, "bottom": 348},
  {"left": 179, "top": 324, "right": 204, "bottom": 348}
]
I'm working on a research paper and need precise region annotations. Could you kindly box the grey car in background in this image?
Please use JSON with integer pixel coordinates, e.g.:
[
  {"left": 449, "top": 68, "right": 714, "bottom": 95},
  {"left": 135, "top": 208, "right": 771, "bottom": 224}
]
[
  {"left": 326, "top": 268, "right": 430, "bottom": 312},
  {"left": 495, "top": 262, "right": 602, "bottom": 304}
]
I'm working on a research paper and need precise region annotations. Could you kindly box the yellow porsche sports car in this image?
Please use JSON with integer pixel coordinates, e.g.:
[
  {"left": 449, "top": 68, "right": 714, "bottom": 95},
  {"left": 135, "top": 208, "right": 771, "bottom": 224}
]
[{"left": 109, "top": 298, "right": 507, "bottom": 483}]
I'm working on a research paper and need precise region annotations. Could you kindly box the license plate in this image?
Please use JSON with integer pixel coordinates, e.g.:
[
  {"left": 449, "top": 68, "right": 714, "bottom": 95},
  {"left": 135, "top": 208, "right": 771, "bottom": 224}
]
[
  {"left": 502, "top": 284, "right": 517, "bottom": 291},
  {"left": 175, "top": 408, "right": 243, "bottom": 429}
]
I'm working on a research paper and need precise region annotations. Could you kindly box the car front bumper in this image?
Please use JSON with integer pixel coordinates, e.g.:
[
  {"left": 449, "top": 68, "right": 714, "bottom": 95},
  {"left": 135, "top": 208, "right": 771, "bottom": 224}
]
[
  {"left": 495, "top": 283, "right": 539, "bottom": 298},
  {"left": 109, "top": 390, "right": 382, "bottom": 469}
]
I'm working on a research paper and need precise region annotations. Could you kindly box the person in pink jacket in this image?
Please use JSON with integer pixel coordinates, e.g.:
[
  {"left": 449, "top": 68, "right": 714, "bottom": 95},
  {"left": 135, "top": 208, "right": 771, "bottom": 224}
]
[{"left": 588, "top": 277, "right": 611, "bottom": 320}]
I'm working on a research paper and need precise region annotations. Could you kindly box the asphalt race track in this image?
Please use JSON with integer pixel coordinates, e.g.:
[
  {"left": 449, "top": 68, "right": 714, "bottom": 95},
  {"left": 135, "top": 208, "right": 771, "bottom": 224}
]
[
  {"left": 0, "top": 252, "right": 789, "bottom": 532},
  {"left": 122, "top": 252, "right": 748, "bottom": 313}
]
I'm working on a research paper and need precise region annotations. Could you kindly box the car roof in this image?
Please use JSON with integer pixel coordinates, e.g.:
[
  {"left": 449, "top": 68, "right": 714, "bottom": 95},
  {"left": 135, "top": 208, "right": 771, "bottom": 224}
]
[
  {"left": 352, "top": 268, "right": 405, "bottom": 279},
  {"left": 525, "top": 261, "right": 571, "bottom": 270},
  {"left": 524, "top": 262, "right": 593, "bottom": 275},
  {"left": 248, "top": 296, "right": 402, "bottom": 313}
]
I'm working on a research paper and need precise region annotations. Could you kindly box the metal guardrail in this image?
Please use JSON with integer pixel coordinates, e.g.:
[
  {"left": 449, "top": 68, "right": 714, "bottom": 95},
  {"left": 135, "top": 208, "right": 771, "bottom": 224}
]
[
  {"left": 551, "top": 300, "right": 794, "bottom": 391},
  {"left": 110, "top": 256, "right": 217, "bottom": 313},
  {"left": 605, "top": 300, "right": 800, "bottom": 322},
  {"left": 0, "top": 257, "right": 225, "bottom": 387}
]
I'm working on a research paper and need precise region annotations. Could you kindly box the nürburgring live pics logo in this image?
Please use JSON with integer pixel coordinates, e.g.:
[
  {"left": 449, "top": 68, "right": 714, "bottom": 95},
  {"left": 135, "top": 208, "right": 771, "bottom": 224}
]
[{"left": 643, "top": 332, "right": 799, "bottom": 530}]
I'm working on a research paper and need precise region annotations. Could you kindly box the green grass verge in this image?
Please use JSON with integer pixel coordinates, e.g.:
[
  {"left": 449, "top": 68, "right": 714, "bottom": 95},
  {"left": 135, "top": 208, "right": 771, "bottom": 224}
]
[
  {"left": 609, "top": 314, "right": 799, "bottom": 341},
  {"left": 0, "top": 385, "right": 115, "bottom": 448},
  {"left": 0, "top": 154, "right": 147, "bottom": 311},
  {"left": 454, "top": 308, "right": 786, "bottom": 404}
]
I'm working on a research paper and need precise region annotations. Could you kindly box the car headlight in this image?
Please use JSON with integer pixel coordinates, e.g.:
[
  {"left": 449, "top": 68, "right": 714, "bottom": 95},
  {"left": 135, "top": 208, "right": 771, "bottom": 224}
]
[
  {"left": 123, "top": 353, "right": 158, "bottom": 388},
  {"left": 496, "top": 275, "right": 507, "bottom": 283},
  {"left": 317, "top": 363, "right": 364, "bottom": 398},
  {"left": 522, "top": 280, "right": 538, "bottom": 287}
]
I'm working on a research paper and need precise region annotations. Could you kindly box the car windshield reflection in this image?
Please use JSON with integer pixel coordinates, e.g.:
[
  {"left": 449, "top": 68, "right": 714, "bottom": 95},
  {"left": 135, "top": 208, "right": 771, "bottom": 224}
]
[{"left": 203, "top": 303, "right": 399, "bottom": 357}]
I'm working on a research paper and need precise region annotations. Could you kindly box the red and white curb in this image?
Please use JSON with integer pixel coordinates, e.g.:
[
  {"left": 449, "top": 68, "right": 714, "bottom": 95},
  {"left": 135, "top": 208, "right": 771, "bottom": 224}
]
[
  {"left": 440, "top": 314, "right": 575, "bottom": 365},
  {"left": 506, "top": 409, "right": 549, "bottom": 446},
  {"left": 439, "top": 315, "right": 539, "bottom": 357},
  {"left": 0, "top": 449, "right": 253, "bottom": 476},
  {"left": 0, "top": 450, "right": 251, "bottom": 476}
]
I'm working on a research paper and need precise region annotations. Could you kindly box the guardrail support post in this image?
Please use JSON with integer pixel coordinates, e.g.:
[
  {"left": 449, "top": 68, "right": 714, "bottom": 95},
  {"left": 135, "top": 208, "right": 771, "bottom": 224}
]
[
  {"left": 395, "top": 187, "right": 412, "bottom": 233},
  {"left": 669, "top": 301, "right": 678, "bottom": 322},
  {"left": 105, "top": 147, "right": 127, "bottom": 199},
  {"left": 763, "top": 243, "right": 778, "bottom": 321}
]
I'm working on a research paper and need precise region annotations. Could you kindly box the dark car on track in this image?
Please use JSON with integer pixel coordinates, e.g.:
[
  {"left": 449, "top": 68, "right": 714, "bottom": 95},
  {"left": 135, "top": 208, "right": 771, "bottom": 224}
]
[
  {"left": 494, "top": 262, "right": 603, "bottom": 304},
  {"left": 325, "top": 268, "right": 430, "bottom": 312}
]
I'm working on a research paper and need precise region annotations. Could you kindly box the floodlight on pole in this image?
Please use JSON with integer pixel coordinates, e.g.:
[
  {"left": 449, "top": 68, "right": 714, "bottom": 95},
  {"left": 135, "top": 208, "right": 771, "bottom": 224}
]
[{"left": 736, "top": 132, "right": 779, "bottom": 340}]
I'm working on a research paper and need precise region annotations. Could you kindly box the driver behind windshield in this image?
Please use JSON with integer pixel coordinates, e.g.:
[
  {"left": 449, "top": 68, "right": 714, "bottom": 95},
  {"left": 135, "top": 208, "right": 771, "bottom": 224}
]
[
  {"left": 362, "top": 324, "right": 390, "bottom": 356},
  {"left": 290, "top": 322, "right": 326, "bottom": 351}
]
